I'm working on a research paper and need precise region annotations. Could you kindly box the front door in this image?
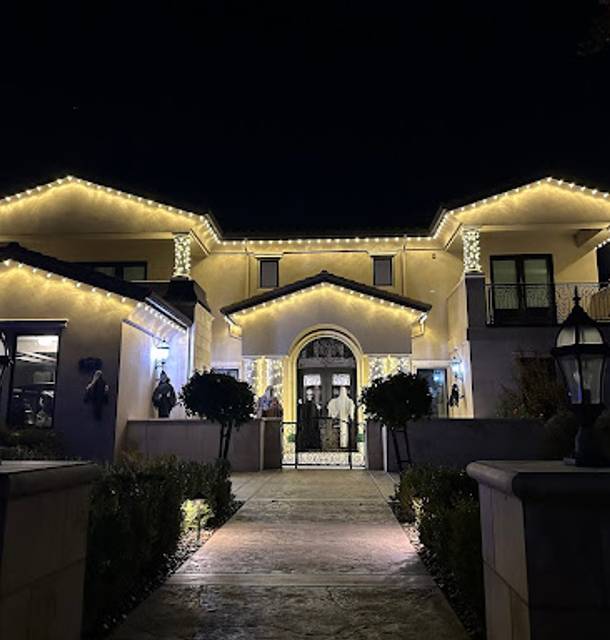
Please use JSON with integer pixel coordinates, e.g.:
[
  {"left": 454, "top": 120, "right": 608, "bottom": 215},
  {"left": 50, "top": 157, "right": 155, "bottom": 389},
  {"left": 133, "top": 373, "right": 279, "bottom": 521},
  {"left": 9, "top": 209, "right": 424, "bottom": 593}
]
[{"left": 287, "top": 336, "right": 363, "bottom": 467}]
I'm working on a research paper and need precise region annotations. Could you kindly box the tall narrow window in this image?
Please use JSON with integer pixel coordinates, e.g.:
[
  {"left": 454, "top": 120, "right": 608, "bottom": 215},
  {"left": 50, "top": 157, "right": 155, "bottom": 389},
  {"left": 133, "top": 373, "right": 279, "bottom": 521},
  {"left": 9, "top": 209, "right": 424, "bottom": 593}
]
[
  {"left": 259, "top": 259, "right": 279, "bottom": 288},
  {"left": 8, "top": 334, "right": 60, "bottom": 429},
  {"left": 373, "top": 256, "right": 393, "bottom": 286}
]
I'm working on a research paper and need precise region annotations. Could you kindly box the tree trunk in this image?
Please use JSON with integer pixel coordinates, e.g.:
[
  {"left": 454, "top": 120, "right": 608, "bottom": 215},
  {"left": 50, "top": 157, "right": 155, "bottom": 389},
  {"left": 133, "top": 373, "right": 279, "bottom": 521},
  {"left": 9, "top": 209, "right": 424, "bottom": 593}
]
[
  {"left": 222, "top": 422, "right": 234, "bottom": 459},
  {"left": 218, "top": 423, "right": 225, "bottom": 459},
  {"left": 403, "top": 422, "right": 412, "bottom": 467}
]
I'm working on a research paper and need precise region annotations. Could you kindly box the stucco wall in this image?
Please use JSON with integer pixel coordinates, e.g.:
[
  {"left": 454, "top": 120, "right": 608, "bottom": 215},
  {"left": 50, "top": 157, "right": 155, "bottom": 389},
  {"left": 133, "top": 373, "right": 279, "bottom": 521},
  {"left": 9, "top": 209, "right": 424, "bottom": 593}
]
[
  {"left": 124, "top": 419, "right": 270, "bottom": 472},
  {"left": 0, "top": 267, "right": 125, "bottom": 460},
  {"left": 366, "top": 418, "right": 546, "bottom": 471},
  {"left": 11, "top": 238, "right": 174, "bottom": 280},
  {"left": 238, "top": 290, "right": 414, "bottom": 356},
  {"left": 480, "top": 229, "right": 598, "bottom": 284},
  {"left": 115, "top": 322, "right": 189, "bottom": 454}
]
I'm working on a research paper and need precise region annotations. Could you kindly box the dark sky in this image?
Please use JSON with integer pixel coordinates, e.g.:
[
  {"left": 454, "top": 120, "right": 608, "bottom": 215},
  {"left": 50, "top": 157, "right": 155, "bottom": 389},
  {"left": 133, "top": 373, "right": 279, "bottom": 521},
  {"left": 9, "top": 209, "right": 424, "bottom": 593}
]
[{"left": 1, "top": 1, "right": 609, "bottom": 234}]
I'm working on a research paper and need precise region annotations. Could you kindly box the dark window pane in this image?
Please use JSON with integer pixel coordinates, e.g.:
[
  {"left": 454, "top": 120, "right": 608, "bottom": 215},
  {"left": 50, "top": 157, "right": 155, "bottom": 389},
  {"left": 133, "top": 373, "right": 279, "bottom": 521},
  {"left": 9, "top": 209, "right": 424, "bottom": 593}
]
[
  {"left": 9, "top": 334, "right": 59, "bottom": 429},
  {"left": 373, "top": 256, "right": 392, "bottom": 286},
  {"left": 123, "top": 265, "right": 147, "bottom": 281},
  {"left": 260, "top": 259, "right": 279, "bottom": 288},
  {"left": 94, "top": 266, "right": 118, "bottom": 277}
]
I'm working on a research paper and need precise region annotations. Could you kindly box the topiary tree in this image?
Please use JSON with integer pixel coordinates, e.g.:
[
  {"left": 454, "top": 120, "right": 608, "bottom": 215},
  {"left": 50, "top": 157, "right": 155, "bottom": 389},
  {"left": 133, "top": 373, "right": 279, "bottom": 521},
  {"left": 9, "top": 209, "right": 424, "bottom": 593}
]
[
  {"left": 361, "top": 371, "right": 432, "bottom": 471},
  {"left": 180, "top": 371, "right": 255, "bottom": 460}
]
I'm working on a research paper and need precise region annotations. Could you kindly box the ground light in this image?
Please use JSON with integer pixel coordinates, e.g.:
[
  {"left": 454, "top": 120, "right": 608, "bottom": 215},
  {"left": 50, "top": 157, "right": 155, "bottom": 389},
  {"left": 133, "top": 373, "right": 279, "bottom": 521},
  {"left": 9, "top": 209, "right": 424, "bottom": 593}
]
[{"left": 551, "top": 290, "right": 610, "bottom": 466}]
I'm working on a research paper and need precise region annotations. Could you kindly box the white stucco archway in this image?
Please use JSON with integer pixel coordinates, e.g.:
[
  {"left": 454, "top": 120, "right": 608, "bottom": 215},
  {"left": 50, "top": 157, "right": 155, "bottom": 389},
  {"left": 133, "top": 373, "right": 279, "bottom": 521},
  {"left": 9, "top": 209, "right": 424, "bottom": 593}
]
[{"left": 284, "top": 324, "right": 367, "bottom": 422}]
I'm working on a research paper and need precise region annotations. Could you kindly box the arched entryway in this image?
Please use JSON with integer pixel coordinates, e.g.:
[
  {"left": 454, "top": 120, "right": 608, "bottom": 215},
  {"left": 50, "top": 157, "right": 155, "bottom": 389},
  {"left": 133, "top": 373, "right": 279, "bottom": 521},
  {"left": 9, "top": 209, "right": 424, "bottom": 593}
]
[{"left": 283, "top": 331, "right": 366, "bottom": 468}]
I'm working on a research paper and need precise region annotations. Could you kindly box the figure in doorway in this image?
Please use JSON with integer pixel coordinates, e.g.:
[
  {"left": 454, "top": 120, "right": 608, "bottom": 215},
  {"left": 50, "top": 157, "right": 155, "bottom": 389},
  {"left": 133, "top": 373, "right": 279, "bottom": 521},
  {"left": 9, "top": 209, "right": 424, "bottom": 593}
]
[
  {"left": 256, "top": 386, "right": 283, "bottom": 418},
  {"left": 152, "top": 371, "right": 177, "bottom": 418},
  {"left": 327, "top": 387, "right": 355, "bottom": 449},
  {"left": 298, "top": 386, "right": 321, "bottom": 450},
  {"left": 84, "top": 370, "right": 109, "bottom": 420}
]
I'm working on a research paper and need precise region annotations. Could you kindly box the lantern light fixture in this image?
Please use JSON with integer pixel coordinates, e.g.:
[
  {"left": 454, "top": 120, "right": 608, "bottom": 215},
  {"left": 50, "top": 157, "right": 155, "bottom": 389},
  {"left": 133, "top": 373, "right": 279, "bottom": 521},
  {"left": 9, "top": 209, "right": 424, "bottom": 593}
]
[{"left": 551, "top": 289, "right": 610, "bottom": 466}]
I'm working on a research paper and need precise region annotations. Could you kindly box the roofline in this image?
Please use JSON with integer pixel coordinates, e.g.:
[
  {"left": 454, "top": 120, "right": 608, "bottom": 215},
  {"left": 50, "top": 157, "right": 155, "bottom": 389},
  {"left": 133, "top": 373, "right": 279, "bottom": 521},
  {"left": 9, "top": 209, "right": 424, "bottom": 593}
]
[
  {"left": 220, "top": 270, "right": 431, "bottom": 317},
  {"left": 3, "top": 173, "right": 610, "bottom": 245},
  {"left": 0, "top": 243, "right": 191, "bottom": 328}
]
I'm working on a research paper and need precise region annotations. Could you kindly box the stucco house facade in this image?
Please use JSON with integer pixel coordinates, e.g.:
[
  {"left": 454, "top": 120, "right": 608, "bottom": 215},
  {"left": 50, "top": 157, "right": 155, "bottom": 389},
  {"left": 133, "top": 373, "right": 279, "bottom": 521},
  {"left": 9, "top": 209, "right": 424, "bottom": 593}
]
[{"left": 1, "top": 174, "right": 609, "bottom": 461}]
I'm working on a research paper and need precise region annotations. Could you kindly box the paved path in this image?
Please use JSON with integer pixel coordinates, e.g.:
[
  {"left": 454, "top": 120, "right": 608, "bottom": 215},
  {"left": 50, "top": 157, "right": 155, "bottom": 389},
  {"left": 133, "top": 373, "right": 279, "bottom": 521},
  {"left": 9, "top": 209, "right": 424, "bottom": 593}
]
[{"left": 112, "top": 470, "right": 467, "bottom": 639}]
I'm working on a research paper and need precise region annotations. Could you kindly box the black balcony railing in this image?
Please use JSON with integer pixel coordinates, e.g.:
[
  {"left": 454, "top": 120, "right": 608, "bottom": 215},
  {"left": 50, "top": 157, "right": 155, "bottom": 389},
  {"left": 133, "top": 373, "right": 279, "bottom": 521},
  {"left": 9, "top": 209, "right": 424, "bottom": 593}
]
[{"left": 485, "top": 283, "right": 610, "bottom": 326}]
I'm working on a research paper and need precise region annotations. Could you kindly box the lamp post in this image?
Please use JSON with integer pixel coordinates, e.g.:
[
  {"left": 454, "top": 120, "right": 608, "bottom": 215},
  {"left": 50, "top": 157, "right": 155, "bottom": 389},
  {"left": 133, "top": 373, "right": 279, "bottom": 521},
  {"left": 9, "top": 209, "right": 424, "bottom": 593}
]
[
  {"left": 551, "top": 290, "right": 610, "bottom": 466},
  {"left": 0, "top": 332, "right": 12, "bottom": 466},
  {"left": 0, "top": 332, "right": 10, "bottom": 384}
]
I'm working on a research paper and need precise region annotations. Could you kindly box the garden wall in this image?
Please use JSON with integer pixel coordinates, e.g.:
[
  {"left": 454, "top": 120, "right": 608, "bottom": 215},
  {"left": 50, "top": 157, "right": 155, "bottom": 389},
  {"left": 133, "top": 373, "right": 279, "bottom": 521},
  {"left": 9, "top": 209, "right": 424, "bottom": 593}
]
[
  {"left": 366, "top": 418, "right": 545, "bottom": 472},
  {"left": 123, "top": 418, "right": 282, "bottom": 471}
]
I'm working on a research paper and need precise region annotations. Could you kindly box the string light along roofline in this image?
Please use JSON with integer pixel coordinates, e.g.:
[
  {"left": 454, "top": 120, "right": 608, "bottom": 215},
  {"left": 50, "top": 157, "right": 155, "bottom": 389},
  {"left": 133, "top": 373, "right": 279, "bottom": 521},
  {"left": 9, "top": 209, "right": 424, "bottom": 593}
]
[
  {"left": 2, "top": 174, "right": 610, "bottom": 248},
  {"left": 0, "top": 257, "right": 188, "bottom": 335},
  {"left": 223, "top": 281, "right": 428, "bottom": 325},
  {"left": 0, "top": 175, "right": 222, "bottom": 243}
]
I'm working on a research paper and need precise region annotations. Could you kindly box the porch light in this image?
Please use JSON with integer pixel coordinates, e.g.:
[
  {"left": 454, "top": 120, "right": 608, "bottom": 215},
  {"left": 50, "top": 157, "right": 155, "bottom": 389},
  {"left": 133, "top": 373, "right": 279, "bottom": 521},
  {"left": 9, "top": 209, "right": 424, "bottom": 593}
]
[
  {"left": 153, "top": 341, "right": 170, "bottom": 365},
  {"left": 551, "top": 290, "right": 610, "bottom": 466}
]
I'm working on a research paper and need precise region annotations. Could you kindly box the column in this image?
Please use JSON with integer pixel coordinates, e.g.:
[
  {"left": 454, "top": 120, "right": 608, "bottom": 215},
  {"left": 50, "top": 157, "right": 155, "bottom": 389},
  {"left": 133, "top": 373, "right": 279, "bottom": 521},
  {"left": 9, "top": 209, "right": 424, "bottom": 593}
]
[
  {"left": 461, "top": 225, "right": 482, "bottom": 274},
  {"left": 172, "top": 232, "right": 191, "bottom": 279}
]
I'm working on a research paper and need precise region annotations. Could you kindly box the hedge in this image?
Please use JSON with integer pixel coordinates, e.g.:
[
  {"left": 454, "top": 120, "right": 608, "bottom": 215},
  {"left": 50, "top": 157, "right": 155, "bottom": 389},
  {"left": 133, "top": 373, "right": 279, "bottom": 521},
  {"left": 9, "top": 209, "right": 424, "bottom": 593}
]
[
  {"left": 395, "top": 465, "right": 484, "bottom": 637},
  {"left": 82, "top": 455, "right": 233, "bottom": 638}
]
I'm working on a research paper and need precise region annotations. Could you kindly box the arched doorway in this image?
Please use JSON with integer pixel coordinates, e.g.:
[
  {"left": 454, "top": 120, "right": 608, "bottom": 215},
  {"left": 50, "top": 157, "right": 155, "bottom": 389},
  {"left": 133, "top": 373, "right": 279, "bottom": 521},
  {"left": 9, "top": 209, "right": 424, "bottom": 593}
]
[{"left": 287, "top": 335, "right": 365, "bottom": 468}]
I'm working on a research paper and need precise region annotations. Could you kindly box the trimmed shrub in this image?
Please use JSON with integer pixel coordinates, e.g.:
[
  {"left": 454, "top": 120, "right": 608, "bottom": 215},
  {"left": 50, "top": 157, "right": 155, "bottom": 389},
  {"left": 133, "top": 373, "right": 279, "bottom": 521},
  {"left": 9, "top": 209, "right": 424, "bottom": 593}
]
[
  {"left": 82, "top": 455, "right": 233, "bottom": 638},
  {"left": 398, "top": 465, "right": 484, "bottom": 633}
]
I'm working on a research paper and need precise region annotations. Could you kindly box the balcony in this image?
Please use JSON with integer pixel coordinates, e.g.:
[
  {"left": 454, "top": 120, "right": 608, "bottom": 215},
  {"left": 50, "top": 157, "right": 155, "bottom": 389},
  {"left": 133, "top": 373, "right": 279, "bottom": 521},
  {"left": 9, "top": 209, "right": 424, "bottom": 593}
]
[{"left": 485, "top": 283, "right": 610, "bottom": 326}]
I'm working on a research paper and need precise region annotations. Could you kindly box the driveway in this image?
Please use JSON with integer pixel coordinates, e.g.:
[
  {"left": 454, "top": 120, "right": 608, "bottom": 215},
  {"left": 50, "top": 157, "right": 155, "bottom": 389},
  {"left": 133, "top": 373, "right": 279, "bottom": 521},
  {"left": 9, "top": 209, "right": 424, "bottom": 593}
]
[{"left": 111, "top": 470, "right": 467, "bottom": 639}]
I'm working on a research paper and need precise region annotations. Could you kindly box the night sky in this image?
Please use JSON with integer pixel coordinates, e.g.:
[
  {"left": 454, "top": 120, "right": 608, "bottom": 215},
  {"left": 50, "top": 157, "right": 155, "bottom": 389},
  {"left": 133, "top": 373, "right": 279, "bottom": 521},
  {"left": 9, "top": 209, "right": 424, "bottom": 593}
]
[{"left": 1, "top": 1, "right": 609, "bottom": 235}]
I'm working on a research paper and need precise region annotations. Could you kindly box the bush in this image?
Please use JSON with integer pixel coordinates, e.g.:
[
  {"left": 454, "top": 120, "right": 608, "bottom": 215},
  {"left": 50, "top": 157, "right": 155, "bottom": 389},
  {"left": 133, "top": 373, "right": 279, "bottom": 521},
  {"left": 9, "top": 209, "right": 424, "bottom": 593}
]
[
  {"left": 82, "top": 455, "right": 233, "bottom": 638},
  {"left": 398, "top": 465, "right": 484, "bottom": 634},
  {"left": 0, "top": 427, "right": 64, "bottom": 459}
]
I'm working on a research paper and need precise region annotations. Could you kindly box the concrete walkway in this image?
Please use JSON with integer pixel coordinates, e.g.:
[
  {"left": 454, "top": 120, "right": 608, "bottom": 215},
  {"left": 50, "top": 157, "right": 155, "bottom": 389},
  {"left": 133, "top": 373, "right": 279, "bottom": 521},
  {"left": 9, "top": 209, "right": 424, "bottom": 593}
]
[{"left": 111, "top": 470, "right": 467, "bottom": 639}]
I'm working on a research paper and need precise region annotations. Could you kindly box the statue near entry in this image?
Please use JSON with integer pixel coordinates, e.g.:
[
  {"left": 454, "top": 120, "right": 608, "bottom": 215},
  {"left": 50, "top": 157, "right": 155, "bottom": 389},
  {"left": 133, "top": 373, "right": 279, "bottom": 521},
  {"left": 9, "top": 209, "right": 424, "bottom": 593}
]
[
  {"left": 152, "top": 371, "right": 177, "bottom": 418},
  {"left": 256, "top": 385, "right": 283, "bottom": 418},
  {"left": 327, "top": 387, "right": 355, "bottom": 448},
  {"left": 84, "top": 369, "right": 109, "bottom": 420},
  {"left": 298, "top": 387, "right": 322, "bottom": 450}
]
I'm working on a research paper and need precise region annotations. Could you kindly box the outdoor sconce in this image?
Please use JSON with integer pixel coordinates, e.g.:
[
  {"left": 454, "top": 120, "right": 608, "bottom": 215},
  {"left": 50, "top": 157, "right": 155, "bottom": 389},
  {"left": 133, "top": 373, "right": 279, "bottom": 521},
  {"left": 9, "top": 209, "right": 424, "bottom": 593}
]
[
  {"left": 152, "top": 341, "right": 170, "bottom": 367},
  {"left": 551, "top": 290, "right": 610, "bottom": 466}
]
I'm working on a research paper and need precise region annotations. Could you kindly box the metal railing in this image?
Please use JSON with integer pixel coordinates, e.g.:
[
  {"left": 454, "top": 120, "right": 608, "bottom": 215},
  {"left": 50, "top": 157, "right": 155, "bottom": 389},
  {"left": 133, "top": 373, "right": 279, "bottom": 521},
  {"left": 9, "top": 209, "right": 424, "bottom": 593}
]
[
  {"left": 485, "top": 283, "right": 610, "bottom": 325},
  {"left": 281, "top": 417, "right": 367, "bottom": 469}
]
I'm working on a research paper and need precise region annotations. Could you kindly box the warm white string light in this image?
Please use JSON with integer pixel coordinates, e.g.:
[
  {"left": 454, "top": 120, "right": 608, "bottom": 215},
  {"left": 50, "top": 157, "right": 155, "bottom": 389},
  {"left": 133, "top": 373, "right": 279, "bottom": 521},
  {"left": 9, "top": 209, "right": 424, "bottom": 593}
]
[
  {"left": 0, "top": 259, "right": 187, "bottom": 334},
  {"left": 462, "top": 226, "right": 482, "bottom": 273},
  {"left": 227, "top": 281, "right": 427, "bottom": 323},
  {"left": 172, "top": 232, "right": 192, "bottom": 278},
  {"left": 0, "top": 175, "right": 221, "bottom": 243},
  {"left": 4, "top": 174, "right": 610, "bottom": 249}
]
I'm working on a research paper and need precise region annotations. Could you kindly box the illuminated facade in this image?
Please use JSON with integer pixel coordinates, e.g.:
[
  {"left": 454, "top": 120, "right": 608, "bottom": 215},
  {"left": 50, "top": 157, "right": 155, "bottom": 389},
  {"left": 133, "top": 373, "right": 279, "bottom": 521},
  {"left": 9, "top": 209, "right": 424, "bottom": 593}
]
[{"left": 2, "top": 174, "right": 610, "bottom": 460}]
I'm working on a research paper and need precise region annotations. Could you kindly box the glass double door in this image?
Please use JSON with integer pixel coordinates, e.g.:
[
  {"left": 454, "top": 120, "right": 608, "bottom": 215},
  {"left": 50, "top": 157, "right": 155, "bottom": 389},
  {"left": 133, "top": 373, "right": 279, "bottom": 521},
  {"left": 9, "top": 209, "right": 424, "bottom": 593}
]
[
  {"left": 296, "top": 367, "right": 357, "bottom": 453},
  {"left": 491, "top": 255, "right": 555, "bottom": 325}
]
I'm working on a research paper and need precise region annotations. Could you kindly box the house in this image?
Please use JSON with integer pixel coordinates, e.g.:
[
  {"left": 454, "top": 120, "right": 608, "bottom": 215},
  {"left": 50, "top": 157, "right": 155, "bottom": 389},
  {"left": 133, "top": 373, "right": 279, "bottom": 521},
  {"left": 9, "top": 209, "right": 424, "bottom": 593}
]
[{"left": 0, "top": 175, "right": 608, "bottom": 462}]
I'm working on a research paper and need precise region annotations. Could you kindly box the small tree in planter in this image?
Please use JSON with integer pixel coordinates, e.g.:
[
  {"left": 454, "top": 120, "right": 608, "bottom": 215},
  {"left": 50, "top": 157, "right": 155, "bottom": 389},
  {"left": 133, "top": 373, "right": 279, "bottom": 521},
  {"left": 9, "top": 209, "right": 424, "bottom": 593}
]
[
  {"left": 361, "top": 371, "right": 431, "bottom": 471},
  {"left": 180, "top": 371, "right": 255, "bottom": 460}
]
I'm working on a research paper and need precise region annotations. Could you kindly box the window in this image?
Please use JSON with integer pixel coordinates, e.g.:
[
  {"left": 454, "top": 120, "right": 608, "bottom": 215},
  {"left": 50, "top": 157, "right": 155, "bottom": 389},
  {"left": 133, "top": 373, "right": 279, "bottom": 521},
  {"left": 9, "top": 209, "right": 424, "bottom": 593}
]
[
  {"left": 259, "top": 259, "right": 279, "bottom": 288},
  {"left": 8, "top": 334, "right": 60, "bottom": 429},
  {"left": 211, "top": 368, "right": 240, "bottom": 380},
  {"left": 373, "top": 256, "right": 393, "bottom": 286},
  {"left": 78, "top": 262, "right": 147, "bottom": 281},
  {"left": 490, "top": 254, "right": 555, "bottom": 324}
]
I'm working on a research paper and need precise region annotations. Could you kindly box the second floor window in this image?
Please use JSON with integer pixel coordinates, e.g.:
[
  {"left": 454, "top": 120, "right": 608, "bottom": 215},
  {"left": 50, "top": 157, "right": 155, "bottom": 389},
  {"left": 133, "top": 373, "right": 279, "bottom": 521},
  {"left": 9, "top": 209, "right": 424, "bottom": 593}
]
[
  {"left": 490, "top": 254, "right": 554, "bottom": 324},
  {"left": 79, "top": 262, "right": 147, "bottom": 281},
  {"left": 373, "top": 256, "right": 393, "bottom": 286},
  {"left": 259, "top": 258, "right": 279, "bottom": 288}
]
